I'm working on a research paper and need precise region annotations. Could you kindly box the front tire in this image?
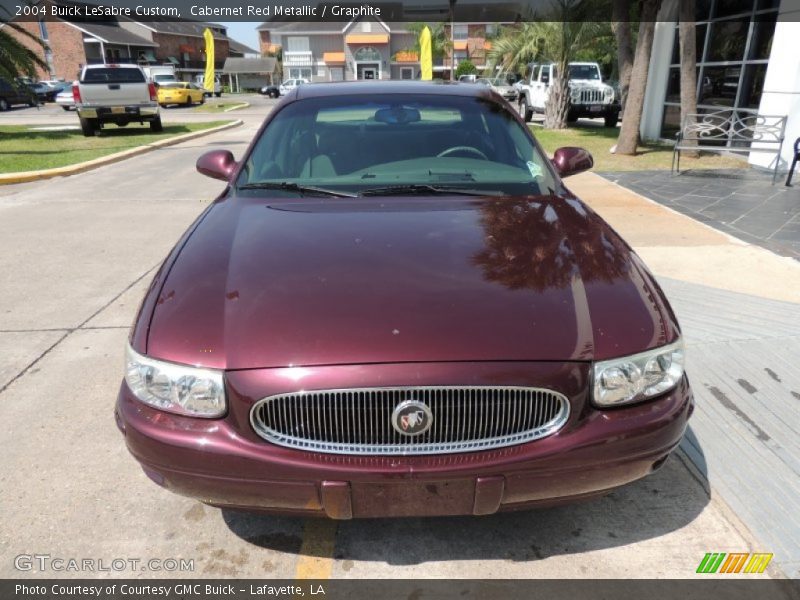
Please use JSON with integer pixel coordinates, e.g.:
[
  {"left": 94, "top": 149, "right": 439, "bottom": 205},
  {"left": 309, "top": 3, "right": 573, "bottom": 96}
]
[
  {"left": 149, "top": 116, "right": 163, "bottom": 133},
  {"left": 215, "top": 92, "right": 221, "bottom": 98},
  {"left": 0, "top": 98, "right": 9, "bottom": 111},
  {"left": 604, "top": 111, "right": 620, "bottom": 128},
  {"left": 520, "top": 98, "right": 533, "bottom": 122},
  {"left": 61, "top": 105, "right": 71, "bottom": 111}
]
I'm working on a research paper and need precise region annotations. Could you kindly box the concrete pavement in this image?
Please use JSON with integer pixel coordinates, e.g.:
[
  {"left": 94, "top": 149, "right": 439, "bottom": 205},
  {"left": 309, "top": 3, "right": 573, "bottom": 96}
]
[{"left": 0, "top": 107, "right": 791, "bottom": 579}]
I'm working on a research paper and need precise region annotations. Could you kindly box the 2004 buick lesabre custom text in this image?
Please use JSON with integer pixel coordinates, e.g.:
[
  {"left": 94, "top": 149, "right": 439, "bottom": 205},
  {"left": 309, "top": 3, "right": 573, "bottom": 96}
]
[{"left": 115, "top": 82, "right": 693, "bottom": 519}]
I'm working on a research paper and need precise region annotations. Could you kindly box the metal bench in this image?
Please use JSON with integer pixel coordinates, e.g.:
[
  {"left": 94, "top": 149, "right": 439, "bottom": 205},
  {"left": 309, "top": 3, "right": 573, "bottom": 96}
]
[
  {"left": 786, "top": 137, "right": 800, "bottom": 187},
  {"left": 672, "top": 108, "right": 787, "bottom": 184}
]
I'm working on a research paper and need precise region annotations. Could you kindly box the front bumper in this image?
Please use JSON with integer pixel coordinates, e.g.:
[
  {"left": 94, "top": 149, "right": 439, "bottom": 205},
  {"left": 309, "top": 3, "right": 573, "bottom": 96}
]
[{"left": 115, "top": 362, "right": 693, "bottom": 519}]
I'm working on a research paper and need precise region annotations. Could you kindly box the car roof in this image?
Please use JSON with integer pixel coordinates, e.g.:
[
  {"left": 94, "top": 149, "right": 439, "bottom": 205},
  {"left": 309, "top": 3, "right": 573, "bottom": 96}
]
[{"left": 295, "top": 80, "right": 493, "bottom": 100}]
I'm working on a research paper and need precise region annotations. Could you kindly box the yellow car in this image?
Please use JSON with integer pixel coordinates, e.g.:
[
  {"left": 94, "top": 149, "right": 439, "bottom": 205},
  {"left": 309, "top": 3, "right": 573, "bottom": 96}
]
[{"left": 157, "top": 82, "right": 205, "bottom": 107}]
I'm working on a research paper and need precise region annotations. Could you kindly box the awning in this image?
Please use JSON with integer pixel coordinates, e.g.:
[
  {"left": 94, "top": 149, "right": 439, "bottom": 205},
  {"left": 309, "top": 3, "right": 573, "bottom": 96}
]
[
  {"left": 394, "top": 51, "right": 419, "bottom": 63},
  {"left": 322, "top": 52, "right": 345, "bottom": 63},
  {"left": 166, "top": 56, "right": 179, "bottom": 64},
  {"left": 345, "top": 34, "right": 389, "bottom": 44},
  {"left": 453, "top": 41, "right": 468, "bottom": 51},
  {"left": 142, "top": 51, "right": 157, "bottom": 62}
]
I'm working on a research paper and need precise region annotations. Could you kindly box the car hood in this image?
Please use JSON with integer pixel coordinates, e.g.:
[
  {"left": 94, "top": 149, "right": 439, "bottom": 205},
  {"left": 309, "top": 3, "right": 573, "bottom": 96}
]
[{"left": 145, "top": 195, "right": 678, "bottom": 369}]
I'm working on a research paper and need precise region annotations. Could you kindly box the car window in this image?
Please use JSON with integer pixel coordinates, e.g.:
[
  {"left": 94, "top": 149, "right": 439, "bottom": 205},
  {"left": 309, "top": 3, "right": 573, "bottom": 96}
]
[
  {"left": 82, "top": 68, "right": 145, "bottom": 84},
  {"left": 239, "top": 94, "right": 556, "bottom": 196}
]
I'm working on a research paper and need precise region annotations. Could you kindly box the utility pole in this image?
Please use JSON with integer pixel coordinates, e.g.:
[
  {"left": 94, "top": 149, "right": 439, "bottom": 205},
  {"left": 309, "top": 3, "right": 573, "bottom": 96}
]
[{"left": 450, "top": 0, "right": 456, "bottom": 79}]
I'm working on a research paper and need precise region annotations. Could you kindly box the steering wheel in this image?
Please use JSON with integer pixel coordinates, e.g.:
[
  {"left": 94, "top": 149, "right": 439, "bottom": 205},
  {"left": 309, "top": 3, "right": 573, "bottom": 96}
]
[{"left": 436, "top": 146, "right": 489, "bottom": 160}]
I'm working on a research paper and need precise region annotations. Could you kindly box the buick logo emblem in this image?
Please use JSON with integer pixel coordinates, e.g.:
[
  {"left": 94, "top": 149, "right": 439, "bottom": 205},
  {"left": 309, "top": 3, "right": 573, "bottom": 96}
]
[{"left": 392, "top": 400, "right": 433, "bottom": 436}]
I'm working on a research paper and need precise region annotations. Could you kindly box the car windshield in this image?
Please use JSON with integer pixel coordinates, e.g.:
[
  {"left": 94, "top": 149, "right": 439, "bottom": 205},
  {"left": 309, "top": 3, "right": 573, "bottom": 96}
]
[
  {"left": 238, "top": 94, "right": 556, "bottom": 196},
  {"left": 489, "top": 78, "right": 508, "bottom": 86},
  {"left": 568, "top": 65, "right": 600, "bottom": 80}
]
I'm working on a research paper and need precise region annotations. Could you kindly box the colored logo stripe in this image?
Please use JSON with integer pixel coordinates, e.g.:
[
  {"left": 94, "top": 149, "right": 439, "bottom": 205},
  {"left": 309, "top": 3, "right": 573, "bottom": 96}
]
[{"left": 696, "top": 552, "right": 773, "bottom": 574}]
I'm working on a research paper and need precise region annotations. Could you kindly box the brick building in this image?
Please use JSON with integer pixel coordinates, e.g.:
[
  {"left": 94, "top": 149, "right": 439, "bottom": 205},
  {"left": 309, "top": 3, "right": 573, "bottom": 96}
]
[{"left": 6, "top": 8, "right": 255, "bottom": 82}]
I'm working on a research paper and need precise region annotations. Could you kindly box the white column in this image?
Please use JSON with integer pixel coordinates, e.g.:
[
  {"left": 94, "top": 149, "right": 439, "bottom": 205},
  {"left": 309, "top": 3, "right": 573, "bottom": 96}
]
[
  {"left": 640, "top": 0, "right": 679, "bottom": 140},
  {"left": 749, "top": 0, "right": 800, "bottom": 171}
]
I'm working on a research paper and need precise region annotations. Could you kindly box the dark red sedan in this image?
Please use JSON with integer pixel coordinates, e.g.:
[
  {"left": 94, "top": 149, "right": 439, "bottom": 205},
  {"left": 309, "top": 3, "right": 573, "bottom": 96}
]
[{"left": 116, "top": 82, "right": 692, "bottom": 519}]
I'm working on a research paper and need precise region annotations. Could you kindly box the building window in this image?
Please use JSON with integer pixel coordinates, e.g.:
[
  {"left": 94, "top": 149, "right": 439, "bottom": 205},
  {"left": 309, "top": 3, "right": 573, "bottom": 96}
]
[
  {"left": 354, "top": 46, "right": 381, "bottom": 62},
  {"left": 485, "top": 24, "right": 497, "bottom": 37},
  {"left": 453, "top": 24, "right": 468, "bottom": 41},
  {"left": 400, "top": 67, "right": 414, "bottom": 80},
  {"left": 317, "top": 65, "right": 326, "bottom": 77},
  {"left": 660, "top": 0, "right": 777, "bottom": 139},
  {"left": 289, "top": 67, "right": 312, "bottom": 80},
  {"left": 286, "top": 37, "right": 310, "bottom": 53},
  {"left": 38, "top": 20, "right": 48, "bottom": 41}
]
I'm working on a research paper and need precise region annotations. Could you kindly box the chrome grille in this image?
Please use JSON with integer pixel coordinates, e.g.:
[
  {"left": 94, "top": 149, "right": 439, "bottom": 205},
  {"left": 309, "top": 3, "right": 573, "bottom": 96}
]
[
  {"left": 577, "top": 88, "right": 604, "bottom": 104},
  {"left": 250, "top": 386, "right": 570, "bottom": 455}
]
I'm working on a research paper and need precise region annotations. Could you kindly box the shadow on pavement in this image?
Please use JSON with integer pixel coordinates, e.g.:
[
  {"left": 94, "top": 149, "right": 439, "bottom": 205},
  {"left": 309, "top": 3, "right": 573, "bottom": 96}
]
[{"left": 222, "top": 435, "right": 709, "bottom": 565}]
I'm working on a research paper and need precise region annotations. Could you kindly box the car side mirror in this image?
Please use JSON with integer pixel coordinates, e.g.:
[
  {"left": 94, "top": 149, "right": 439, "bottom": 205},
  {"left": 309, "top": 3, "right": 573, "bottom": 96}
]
[
  {"left": 551, "top": 147, "right": 594, "bottom": 178},
  {"left": 196, "top": 150, "right": 237, "bottom": 181}
]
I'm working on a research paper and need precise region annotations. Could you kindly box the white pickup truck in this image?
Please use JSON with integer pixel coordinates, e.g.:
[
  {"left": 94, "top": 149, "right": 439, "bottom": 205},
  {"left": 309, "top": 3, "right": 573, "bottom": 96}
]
[
  {"left": 74, "top": 64, "right": 162, "bottom": 137},
  {"left": 517, "top": 61, "right": 620, "bottom": 127}
]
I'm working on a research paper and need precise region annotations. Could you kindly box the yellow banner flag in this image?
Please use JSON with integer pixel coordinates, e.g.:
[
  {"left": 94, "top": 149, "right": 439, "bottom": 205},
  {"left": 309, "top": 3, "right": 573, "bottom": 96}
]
[
  {"left": 420, "top": 26, "right": 432, "bottom": 81},
  {"left": 203, "top": 28, "right": 215, "bottom": 93}
]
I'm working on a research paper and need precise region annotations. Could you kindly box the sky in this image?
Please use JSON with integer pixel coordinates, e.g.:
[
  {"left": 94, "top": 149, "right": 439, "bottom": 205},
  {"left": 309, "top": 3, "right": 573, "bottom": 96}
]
[{"left": 220, "top": 22, "right": 262, "bottom": 53}]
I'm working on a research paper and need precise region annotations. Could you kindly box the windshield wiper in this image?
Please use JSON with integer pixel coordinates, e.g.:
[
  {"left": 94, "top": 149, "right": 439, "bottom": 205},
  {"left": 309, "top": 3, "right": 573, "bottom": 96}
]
[
  {"left": 238, "top": 182, "right": 358, "bottom": 198},
  {"left": 359, "top": 184, "right": 503, "bottom": 197}
]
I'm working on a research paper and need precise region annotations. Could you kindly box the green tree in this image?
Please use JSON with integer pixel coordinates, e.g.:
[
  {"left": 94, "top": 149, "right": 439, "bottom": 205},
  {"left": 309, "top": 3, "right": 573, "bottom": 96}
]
[
  {"left": 487, "top": 2, "right": 606, "bottom": 129},
  {"left": 400, "top": 22, "right": 452, "bottom": 61},
  {"left": 455, "top": 60, "right": 477, "bottom": 79},
  {"left": 0, "top": 8, "right": 49, "bottom": 83}
]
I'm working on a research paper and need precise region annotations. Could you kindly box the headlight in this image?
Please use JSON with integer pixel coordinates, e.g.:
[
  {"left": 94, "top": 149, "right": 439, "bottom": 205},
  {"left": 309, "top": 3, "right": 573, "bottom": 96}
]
[
  {"left": 604, "top": 87, "right": 615, "bottom": 102},
  {"left": 124, "top": 343, "right": 226, "bottom": 418},
  {"left": 592, "top": 340, "right": 684, "bottom": 407}
]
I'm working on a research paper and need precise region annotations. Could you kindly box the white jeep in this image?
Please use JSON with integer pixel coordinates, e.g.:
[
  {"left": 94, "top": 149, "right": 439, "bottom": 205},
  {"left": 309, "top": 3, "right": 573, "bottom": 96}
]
[{"left": 517, "top": 62, "right": 620, "bottom": 127}]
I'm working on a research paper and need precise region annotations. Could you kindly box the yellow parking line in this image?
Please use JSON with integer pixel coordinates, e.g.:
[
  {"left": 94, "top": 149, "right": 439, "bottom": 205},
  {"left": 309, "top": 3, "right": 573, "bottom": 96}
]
[{"left": 294, "top": 518, "right": 338, "bottom": 579}]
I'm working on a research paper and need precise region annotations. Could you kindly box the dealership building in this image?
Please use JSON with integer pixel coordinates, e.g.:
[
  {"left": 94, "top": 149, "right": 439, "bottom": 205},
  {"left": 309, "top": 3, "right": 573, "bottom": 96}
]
[{"left": 641, "top": 0, "right": 800, "bottom": 172}]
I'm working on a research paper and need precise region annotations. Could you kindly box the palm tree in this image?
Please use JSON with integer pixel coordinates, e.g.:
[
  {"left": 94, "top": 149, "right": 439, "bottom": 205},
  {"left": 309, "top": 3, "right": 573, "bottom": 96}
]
[
  {"left": 487, "top": 2, "right": 605, "bottom": 129},
  {"left": 400, "top": 22, "right": 451, "bottom": 62},
  {"left": 611, "top": 0, "right": 634, "bottom": 112},
  {"left": 615, "top": 0, "right": 662, "bottom": 155},
  {"left": 0, "top": 9, "right": 49, "bottom": 83},
  {"left": 678, "top": 0, "right": 699, "bottom": 157}
]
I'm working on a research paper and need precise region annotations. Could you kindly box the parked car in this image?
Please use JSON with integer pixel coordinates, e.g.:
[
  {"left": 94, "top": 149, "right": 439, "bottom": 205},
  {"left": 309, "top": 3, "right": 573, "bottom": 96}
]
[
  {"left": 259, "top": 84, "right": 280, "bottom": 98},
  {"left": 518, "top": 61, "right": 620, "bottom": 127},
  {"left": 74, "top": 63, "right": 161, "bottom": 136},
  {"left": 0, "top": 78, "right": 36, "bottom": 110},
  {"left": 458, "top": 74, "right": 478, "bottom": 82},
  {"left": 476, "top": 77, "right": 518, "bottom": 102},
  {"left": 157, "top": 82, "right": 205, "bottom": 107},
  {"left": 117, "top": 81, "right": 692, "bottom": 519},
  {"left": 55, "top": 83, "right": 77, "bottom": 111},
  {"left": 278, "top": 78, "right": 308, "bottom": 96},
  {"left": 27, "top": 82, "right": 55, "bottom": 102}
]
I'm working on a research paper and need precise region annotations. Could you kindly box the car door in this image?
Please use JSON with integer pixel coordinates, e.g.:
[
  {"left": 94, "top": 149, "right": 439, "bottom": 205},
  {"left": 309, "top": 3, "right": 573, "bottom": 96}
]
[{"left": 530, "top": 65, "right": 548, "bottom": 111}]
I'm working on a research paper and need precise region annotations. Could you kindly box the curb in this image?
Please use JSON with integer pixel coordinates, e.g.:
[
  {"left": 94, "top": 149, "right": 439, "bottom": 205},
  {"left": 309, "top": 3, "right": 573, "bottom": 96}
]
[
  {"left": 223, "top": 102, "right": 249, "bottom": 112},
  {"left": 0, "top": 119, "right": 243, "bottom": 185}
]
